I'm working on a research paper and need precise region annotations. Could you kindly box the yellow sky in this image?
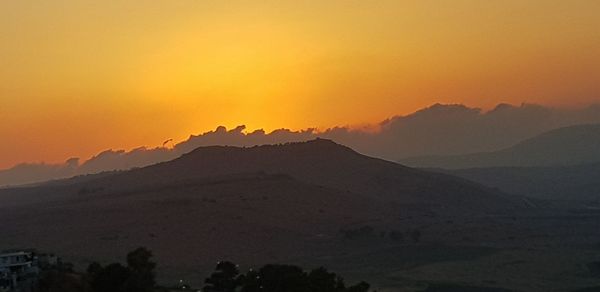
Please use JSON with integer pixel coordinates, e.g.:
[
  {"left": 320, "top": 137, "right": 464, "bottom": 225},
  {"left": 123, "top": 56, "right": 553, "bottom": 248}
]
[{"left": 1, "top": 0, "right": 600, "bottom": 168}]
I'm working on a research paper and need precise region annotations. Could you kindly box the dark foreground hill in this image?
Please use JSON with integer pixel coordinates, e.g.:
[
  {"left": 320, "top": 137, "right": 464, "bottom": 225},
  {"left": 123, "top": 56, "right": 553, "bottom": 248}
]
[
  {"left": 400, "top": 124, "right": 600, "bottom": 169},
  {"left": 0, "top": 140, "right": 545, "bottom": 290}
]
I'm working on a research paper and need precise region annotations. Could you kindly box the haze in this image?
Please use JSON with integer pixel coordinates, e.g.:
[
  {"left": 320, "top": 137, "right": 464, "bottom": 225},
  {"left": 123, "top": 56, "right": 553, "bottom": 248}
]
[{"left": 2, "top": 0, "right": 600, "bottom": 169}]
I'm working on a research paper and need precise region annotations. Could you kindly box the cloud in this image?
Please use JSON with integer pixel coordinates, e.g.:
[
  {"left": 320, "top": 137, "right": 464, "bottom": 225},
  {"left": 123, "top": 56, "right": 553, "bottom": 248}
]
[
  {"left": 2, "top": 103, "right": 600, "bottom": 187},
  {"left": 174, "top": 125, "right": 318, "bottom": 154},
  {"left": 0, "top": 158, "right": 79, "bottom": 187}
]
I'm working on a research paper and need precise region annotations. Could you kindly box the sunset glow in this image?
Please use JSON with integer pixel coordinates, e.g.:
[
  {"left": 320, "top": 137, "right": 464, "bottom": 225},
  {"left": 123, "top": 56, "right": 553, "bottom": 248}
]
[{"left": 1, "top": 0, "right": 600, "bottom": 168}]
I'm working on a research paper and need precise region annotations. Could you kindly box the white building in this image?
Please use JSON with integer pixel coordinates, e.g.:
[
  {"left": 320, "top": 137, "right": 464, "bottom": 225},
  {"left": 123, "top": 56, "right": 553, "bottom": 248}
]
[{"left": 0, "top": 251, "right": 38, "bottom": 292}]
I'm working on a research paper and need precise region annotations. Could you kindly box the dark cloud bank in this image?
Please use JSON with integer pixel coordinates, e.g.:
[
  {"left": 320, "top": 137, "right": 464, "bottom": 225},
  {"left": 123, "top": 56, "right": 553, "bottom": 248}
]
[{"left": 3, "top": 103, "right": 600, "bottom": 187}]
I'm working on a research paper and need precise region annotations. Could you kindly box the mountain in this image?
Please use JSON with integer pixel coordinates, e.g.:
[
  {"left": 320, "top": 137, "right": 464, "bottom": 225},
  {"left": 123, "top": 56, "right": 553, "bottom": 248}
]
[
  {"left": 440, "top": 163, "right": 600, "bottom": 202},
  {"left": 400, "top": 124, "right": 600, "bottom": 169},
  {"left": 4, "top": 103, "right": 600, "bottom": 187},
  {"left": 58, "top": 139, "right": 523, "bottom": 211},
  {"left": 0, "top": 139, "right": 526, "bottom": 286}
]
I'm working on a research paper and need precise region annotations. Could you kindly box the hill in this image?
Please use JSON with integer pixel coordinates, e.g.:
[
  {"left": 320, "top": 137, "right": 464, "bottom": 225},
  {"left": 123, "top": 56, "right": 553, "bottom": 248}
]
[
  {"left": 65, "top": 138, "right": 521, "bottom": 211},
  {"left": 440, "top": 163, "right": 600, "bottom": 202},
  {"left": 400, "top": 124, "right": 600, "bottom": 169},
  {"left": 0, "top": 139, "right": 528, "bottom": 286}
]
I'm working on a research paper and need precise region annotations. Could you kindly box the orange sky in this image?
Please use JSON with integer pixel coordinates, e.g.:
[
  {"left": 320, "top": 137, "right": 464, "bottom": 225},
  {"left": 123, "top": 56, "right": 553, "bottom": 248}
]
[{"left": 1, "top": 0, "right": 600, "bottom": 169}]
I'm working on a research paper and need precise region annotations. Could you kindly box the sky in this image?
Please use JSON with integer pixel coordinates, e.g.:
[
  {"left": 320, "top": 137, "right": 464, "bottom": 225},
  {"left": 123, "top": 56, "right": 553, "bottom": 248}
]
[{"left": 1, "top": 0, "right": 600, "bottom": 169}]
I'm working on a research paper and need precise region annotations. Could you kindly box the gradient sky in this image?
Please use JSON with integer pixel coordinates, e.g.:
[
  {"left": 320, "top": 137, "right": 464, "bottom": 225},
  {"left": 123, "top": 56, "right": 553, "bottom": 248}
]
[{"left": 1, "top": 0, "right": 600, "bottom": 169}]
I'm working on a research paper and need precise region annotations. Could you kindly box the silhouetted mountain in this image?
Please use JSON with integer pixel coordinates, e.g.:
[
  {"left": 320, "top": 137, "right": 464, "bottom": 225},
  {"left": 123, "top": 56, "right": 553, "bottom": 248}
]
[
  {"left": 0, "top": 140, "right": 523, "bottom": 266},
  {"left": 65, "top": 139, "right": 523, "bottom": 211},
  {"left": 439, "top": 163, "right": 600, "bottom": 202},
  {"left": 3, "top": 103, "right": 600, "bottom": 187},
  {"left": 401, "top": 124, "right": 600, "bottom": 169}
]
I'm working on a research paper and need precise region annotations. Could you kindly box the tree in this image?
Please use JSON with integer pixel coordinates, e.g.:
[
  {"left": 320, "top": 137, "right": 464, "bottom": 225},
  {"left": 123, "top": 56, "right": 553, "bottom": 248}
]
[
  {"left": 86, "top": 262, "right": 103, "bottom": 279},
  {"left": 238, "top": 269, "right": 260, "bottom": 292},
  {"left": 346, "top": 281, "right": 370, "bottom": 292},
  {"left": 90, "top": 263, "right": 130, "bottom": 292},
  {"left": 254, "top": 264, "right": 309, "bottom": 292},
  {"left": 87, "top": 247, "right": 156, "bottom": 292},
  {"left": 203, "top": 261, "right": 240, "bottom": 292},
  {"left": 125, "top": 247, "right": 156, "bottom": 292},
  {"left": 38, "top": 269, "right": 88, "bottom": 292},
  {"left": 307, "top": 267, "right": 346, "bottom": 292},
  {"left": 208, "top": 262, "right": 372, "bottom": 292}
]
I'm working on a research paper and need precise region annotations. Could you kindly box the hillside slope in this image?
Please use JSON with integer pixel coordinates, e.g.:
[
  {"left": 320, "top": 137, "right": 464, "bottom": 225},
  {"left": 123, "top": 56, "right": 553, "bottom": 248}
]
[
  {"left": 441, "top": 163, "right": 600, "bottom": 201},
  {"left": 401, "top": 124, "right": 600, "bottom": 169}
]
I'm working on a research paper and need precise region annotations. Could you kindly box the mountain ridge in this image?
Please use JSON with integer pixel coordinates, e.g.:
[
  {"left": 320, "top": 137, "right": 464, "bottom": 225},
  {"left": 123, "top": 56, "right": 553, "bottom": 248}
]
[
  {"left": 4, "top": 103, "right": 600, "bottom": 187},
  {"left": 400, "top": 124, "right": 600, "bottom": 169},
  {"left": 437, "top": 162, "right": 600, "bottom": 201},
  {"left": 62, "top": 138, "right": 523, "bottom": 212}
]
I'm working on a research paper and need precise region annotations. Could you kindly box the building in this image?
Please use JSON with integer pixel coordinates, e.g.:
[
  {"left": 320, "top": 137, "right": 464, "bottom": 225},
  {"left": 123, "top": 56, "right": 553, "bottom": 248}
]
[{"left": 0, "top": 251, "right": 39, "bottom": 292}]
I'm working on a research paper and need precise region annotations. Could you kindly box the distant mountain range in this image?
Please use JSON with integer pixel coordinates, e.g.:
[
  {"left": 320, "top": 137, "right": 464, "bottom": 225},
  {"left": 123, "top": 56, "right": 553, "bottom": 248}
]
[
  {"left": 3, "top": 103, "right": 600, "bottom": 187},
  {"left": 438, "top": 163, "right": 600, "bottom": 202},
  {"left": 401, "top": 124, "right": 600, "bottom": 169},
  {"left": 398, "top": 123, "right": 600, "bottom": 202}
]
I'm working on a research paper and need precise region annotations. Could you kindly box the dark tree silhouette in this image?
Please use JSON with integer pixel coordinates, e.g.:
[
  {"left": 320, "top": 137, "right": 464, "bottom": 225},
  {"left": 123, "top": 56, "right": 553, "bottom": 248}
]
[
  {"left": 235, "top": 264, "right": 370, "bottom": 292},
  {"left": 48, "top": 248, "right": 371, "bottom": 292},
  {"left": 125, "top": 247, "right": 156, "bottom": 292},
  {"left": 87, "top": 247, "right": 156, "bottom": 292},
  {"left": 253, "top": 264, "right": 308, "bottom": 292},
  {"left": 238, "top": 269, "right": 260, "bottom": 292},
  {"left": 346, "top": 281, "right": 370, "bottom": 292},
  {"left": 90, "top": 263, "right": 130, "bottom": 292},
  {"left": 38, "top": 269, "right": 88, "bottom": 292},
  {"left": 307, "top": 267, "right": 346, "bottom": 292},
  {"left": 203, "top": 261, "right": 241, "bottom": 292},
  {"left": 86, "top": 262, "right": 102, "bottom": 280}
]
